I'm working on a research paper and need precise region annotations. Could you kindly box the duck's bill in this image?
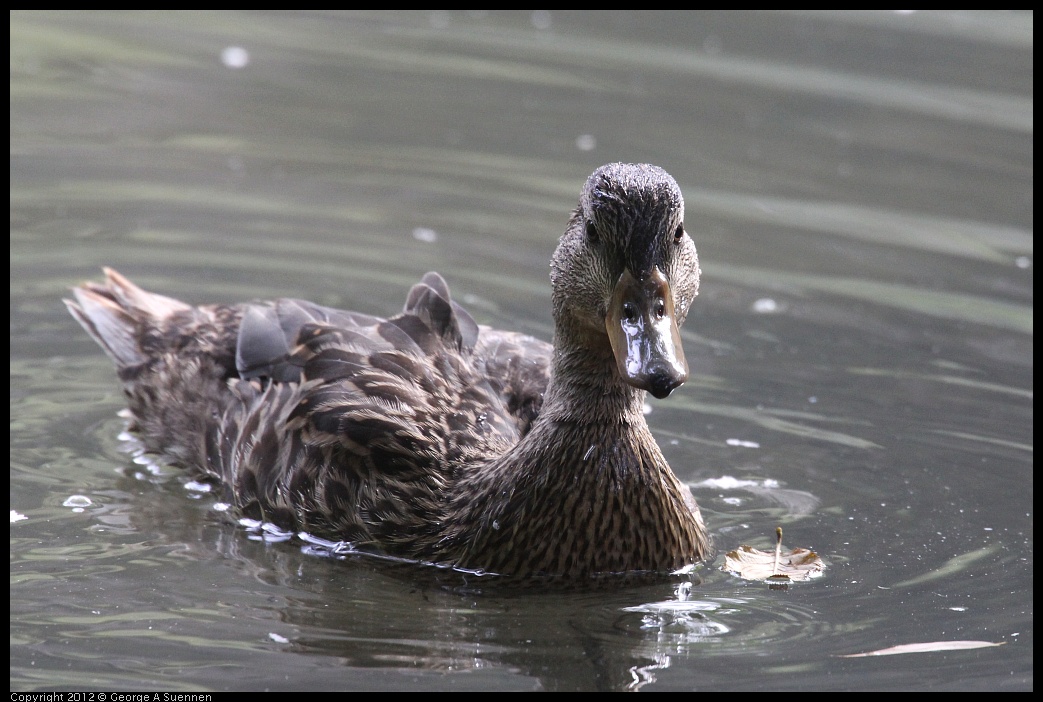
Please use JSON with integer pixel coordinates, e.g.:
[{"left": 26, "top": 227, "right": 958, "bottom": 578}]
[{"left": 606, "top": 267, "right": 689, "bottom": 399}]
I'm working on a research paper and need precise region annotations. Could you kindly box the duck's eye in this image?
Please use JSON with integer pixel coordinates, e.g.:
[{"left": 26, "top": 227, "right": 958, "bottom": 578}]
[
  {"left": 673, "top": 223, "right": 685, "bottom": 245},
  {"left": 585, "top": 220, "right": 599, "bottom": 244}
]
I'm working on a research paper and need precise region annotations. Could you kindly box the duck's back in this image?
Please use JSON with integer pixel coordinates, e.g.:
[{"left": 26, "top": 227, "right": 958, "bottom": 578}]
[{"left": 66, "top": 269, "right": 551, "bottom": 554}]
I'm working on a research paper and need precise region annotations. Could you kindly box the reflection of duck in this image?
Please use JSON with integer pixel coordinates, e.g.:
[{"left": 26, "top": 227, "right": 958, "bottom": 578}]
[{"left": 65, "top": 163, "right": 711, "bottom": 581}]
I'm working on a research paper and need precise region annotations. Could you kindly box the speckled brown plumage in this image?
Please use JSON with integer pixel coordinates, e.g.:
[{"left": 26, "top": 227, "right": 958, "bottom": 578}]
[{"left": 65, "top": 163, "right": 712, "bottom": 583}]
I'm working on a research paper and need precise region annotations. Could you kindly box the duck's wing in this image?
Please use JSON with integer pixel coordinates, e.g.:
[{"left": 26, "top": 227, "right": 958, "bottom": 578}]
[
  {"left": 236, "top": 271, "right": 478, "bottom": 382},
  {"left": 235, "top": 299, "right": 385, "bottom": 383},
  {"left": 211, "top": 273, "right": 547, "bottom": 549},
  {"left": 235, "top": 272, "right": 553, "bottom": 436},
  {"left": 473, "top": 329, "right": 552, "bottom": 435}
]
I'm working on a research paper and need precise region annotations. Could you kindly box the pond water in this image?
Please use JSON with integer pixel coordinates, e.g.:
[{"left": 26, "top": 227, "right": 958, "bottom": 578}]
[{"left": 11, "top": 11, "right": 1032, "bottom": 691}]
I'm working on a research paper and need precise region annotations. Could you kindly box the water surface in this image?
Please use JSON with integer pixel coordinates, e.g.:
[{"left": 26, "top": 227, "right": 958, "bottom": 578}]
[{"left": 11, "top": 10, "right": 1032, "bottom": 691}]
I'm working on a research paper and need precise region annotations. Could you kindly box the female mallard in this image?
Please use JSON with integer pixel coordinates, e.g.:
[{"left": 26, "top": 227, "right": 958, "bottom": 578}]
[{"left": 66, "top": 162, "right": 711, "bottom": 582}]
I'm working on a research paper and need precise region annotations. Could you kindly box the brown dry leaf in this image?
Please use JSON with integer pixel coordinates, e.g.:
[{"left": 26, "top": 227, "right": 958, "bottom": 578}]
[{"left": 723, "top": 527, "right": 824, "bottom": 583}]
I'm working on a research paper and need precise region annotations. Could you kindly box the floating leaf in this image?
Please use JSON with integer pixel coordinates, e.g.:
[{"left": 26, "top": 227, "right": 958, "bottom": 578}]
[
  {"left": 838, "top": 640, "right": 1006, "bottom": 657},
  {"left": 723, "top": 527, "right": 824, "bottom": 584}
]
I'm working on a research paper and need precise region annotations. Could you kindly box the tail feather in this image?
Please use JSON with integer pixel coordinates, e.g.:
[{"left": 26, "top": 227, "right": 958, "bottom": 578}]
[
  {"left": 64, "top": 268, "right": 190, "bottom": 369},
  {"left": 65, "top": 288, "right": 142, "bottom": 367},
  {"left": 65, "top": 269, "right": 244, "bottom": 476},
  {"left": 94, "top": 267, "right": 191, "bottom": 319}
]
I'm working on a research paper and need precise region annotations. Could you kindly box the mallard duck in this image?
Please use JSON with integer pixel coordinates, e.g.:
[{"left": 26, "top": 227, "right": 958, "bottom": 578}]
[{"left": 66, "top": 162, "right": 711, "bottom": 582}]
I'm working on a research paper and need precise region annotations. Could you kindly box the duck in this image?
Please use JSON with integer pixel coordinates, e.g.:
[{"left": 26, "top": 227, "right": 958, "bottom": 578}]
[{"left": 65, "top": 162, "right": 712, "bottom": 583}]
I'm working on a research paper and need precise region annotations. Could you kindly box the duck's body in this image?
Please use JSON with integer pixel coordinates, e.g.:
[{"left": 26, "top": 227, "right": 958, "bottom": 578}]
[{"left": 66, "top": 163, "right": 711, "bottom": 581}]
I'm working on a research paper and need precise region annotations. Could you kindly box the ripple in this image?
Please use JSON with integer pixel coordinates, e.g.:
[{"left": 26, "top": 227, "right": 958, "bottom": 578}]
[{"left": 617, "top": 582, "right": 830, "bottom": 656}]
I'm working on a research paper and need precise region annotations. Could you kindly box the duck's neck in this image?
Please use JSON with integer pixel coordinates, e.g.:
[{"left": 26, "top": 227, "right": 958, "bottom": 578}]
[{"left": 539, "top": 327, "right": 648, "bottom": 428}]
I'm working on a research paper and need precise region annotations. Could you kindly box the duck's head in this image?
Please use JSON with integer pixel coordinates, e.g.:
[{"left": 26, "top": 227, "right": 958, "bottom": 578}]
[{"left": 551, "top": 163, "right": 700, "bottom": 399}]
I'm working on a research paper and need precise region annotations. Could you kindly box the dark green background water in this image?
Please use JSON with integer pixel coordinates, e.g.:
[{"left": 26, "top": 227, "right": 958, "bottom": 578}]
[{"left": 11, "top": 11, "right": 1032, "bottom": 691}]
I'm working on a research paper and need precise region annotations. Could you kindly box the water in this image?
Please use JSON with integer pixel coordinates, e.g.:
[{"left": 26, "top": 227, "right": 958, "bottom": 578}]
[{"left": 11, "top": 11, "right": 1032, "bottom": 691}]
